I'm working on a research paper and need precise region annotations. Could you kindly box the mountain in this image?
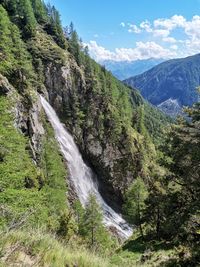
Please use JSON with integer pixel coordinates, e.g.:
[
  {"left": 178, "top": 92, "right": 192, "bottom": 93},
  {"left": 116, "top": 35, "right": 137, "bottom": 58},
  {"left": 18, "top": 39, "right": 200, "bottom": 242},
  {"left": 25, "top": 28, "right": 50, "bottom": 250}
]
[
  {"left": 101, "top": 58, "right": 164, "bottom": 80},
  {"left": 0, "top": 1, "right": 199, "bottom": 266},
  {"left": 124, "top": 54, "right": 200, "bottom": 116},
  {"left": 0, "top": 0, "right": 169, "bottom": 253}
]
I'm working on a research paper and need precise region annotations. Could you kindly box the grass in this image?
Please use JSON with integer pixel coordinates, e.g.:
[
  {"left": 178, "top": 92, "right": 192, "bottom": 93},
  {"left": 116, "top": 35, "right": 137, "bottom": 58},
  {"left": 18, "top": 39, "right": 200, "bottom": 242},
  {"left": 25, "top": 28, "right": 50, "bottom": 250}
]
[{"left": 0, "top": 229, "right": 114, "bottom": 267}]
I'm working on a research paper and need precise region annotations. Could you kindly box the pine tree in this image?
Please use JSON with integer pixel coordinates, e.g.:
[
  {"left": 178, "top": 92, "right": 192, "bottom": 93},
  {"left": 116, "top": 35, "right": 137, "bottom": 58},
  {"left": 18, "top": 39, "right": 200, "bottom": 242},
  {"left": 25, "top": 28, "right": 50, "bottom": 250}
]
[
  {"left": 0, "top": 5, "right": 14, "bottom": 75},
  {"left": 73, "top": 200, "right": 85, "bottom": 235},
  {"left": 16, "top": 0, "right": 37, "bottom": 38},
  {"left": 10, "top": 23, "right": 35, "bottom": 88},
  {"left": 45, "top": 4, "right": 66, "bottom": 48},
  {"left": 69, "top": 30, "right": 82, "bottom": 65},
  {"left": 123, "top": 177, "right": 148, "bottom": 238},
  {"left": 83, "top": 194, "right": 103, "bottom": 247},
  {"left": 31, "top": 0, "right": 48, "bottom": 24}
]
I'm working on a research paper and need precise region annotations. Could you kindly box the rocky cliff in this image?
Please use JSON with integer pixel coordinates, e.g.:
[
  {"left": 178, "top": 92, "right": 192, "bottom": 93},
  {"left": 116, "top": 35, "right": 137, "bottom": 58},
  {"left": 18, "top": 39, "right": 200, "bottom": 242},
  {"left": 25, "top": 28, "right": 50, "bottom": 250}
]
[{"left": 0, "top": 1, "right": 168, "bottom": 214}]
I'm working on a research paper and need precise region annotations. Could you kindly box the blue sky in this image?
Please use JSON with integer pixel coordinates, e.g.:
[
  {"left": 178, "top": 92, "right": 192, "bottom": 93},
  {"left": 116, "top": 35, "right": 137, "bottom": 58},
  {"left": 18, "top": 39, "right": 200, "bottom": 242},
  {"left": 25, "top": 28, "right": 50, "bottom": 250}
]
[{"left": 46, "top": 0, "right": 200, "bottom": 61}]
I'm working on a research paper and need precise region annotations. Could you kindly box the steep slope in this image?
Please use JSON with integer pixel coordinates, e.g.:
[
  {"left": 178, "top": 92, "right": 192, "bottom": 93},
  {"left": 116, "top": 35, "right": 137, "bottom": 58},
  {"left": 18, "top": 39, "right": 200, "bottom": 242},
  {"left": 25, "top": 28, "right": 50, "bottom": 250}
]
[
  {"left": 102, "top": 58, "right": 164, "bottom": 80},
  {"left": 0, "top": 1, "right": 169, "bottom": 237},
  {"left": 124, "top": 54, "right": 200, "bottom": 116}
]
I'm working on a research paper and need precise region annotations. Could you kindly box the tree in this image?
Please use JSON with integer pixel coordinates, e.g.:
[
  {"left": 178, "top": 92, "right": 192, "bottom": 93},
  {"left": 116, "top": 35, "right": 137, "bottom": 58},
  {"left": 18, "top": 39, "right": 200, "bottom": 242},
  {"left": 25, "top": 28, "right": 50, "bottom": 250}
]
[
  {"left": 57, "top": 211, "right": 77, "bottom": 241},
  {"left": 45, "top": 3, "right": 66, "bottom": 48},
  {"left": 17, "top": 0, "right": 37, "bottom": 38},
  {"left": 31, "top": 0, "right": 48, "bottom": 24},
  {"left": 83, "top": 194, "right": 103, "bottom": 247},
  {"left": 68, "top": 30, "right": 82, "bottom": 65},
  {"left": 123, "top": 177, "right": 148, "bottom": 238},
  {"left": 164, "top": 102, "right": 200, "bottom": 238},
  {"left": 73, "top": 200, "right": 85, "bottom": 235},
  {"left": 0, "top": 5, "right": 14, "bottom": 75},
  {"left": 10, "top": 23, "right": 35, "bottom": 89}
]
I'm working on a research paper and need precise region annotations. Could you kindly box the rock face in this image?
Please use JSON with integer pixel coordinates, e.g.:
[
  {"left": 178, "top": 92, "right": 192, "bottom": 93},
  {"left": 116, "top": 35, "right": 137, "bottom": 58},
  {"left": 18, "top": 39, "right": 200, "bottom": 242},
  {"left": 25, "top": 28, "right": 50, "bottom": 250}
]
[
  {"left": 0, "top": 74, "right": 44, "bottom": 163},
  {"left": 157, "top": 98, "right": 183, "bottom": 118},
  {"left": 42, "top": 61, "right": 144, "bottom": 208}
]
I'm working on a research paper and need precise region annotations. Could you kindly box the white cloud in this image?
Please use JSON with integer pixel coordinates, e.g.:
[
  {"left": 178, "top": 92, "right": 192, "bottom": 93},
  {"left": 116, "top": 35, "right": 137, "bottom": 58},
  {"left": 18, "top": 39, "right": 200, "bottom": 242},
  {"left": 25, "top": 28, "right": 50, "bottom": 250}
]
[
  {"left": 121, "top": 14, "right": 200, "bottom": 58},
  {"left": 154, "top": 15, "right": 186, "bottom": 30},
  {"left": 162, "top": 37, "right": 177, "bottom": 43},
  {"left": 94, "top": 34, "right": 99, "bottom": 38},
  {"left": 128, "top": 23, "right": 141, "bottom": 33},
  {"left": 153, "top": 29, "right": 170, "bottom": 37},
  {"left": 87, "top": 15, "right": 200, "bottom": 63},
  {"left": 140, "top": 20, "right": 152, "bottom": 32},
  {"left": 184, "top": 15, "right": 200, "bottom": 41},
  {"left": 86, "top": 41, "right": 176, "bottom": 62},
  {"left": 85, "top": 41, "right": 115, "bottom": 62},
  {"left": 170, "top": 45, "right": 178, "bottom": 50}
]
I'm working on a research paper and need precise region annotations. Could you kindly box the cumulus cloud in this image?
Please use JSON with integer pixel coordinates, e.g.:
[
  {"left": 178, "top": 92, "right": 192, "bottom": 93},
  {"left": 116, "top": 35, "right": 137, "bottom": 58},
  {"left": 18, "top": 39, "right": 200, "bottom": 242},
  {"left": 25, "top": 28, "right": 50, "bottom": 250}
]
[
  {"left": 123, "top": 14, "right": 200, "bottom": 57},
  {"left": 140, "top": 20, "right": 152, "bottom": 32},
  {"left": 84, "top": 15, "right": 200, "bottom": 63},
  {"left": 128, "top": 23, "right": 141, "bottom": 33},
  {"left": 85, "top": 41, "right": 115, "bottom": 62},
  {"left": 153, "top": 15, "right": 186, "bottom": 30},
  {"left": 162, "top": 37, "right": 177, "bottom": 43},
  {"left": 153, "top": 29, "right": 170, "bottom": 37},
  {"left": 85, "top": 41, "right": 176, "bottom": 62},
  {"left": 184, "top": 15, "right": 200, "bottom": 41}
]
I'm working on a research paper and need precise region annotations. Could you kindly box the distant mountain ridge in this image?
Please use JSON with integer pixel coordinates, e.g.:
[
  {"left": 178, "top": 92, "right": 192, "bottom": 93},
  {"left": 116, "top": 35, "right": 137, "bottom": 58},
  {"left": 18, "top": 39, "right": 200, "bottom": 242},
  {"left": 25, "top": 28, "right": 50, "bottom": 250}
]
[
  {"left": 124, "top": 54, "right": 200, "bottom": 116},
  {"left": 101, "top": 58, "right": 164, "bottom": 80}
]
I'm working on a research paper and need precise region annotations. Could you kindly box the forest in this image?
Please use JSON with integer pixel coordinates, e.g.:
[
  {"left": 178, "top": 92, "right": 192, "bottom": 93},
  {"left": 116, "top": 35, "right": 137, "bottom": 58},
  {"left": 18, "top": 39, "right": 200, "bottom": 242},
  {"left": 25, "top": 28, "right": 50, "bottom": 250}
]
[{"left": 0, "top": 0, "right": 199, "bottom": 266}]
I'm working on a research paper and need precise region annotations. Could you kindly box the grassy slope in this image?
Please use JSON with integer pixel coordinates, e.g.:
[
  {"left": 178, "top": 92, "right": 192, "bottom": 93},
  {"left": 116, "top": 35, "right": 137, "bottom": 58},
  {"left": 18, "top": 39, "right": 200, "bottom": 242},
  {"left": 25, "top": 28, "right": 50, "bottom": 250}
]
[
  {"left": 0, "top": 93, "right": 69, "bottom": 232},
  {"left": 0, "top": 230, "right": 113, "bottom": 267}
]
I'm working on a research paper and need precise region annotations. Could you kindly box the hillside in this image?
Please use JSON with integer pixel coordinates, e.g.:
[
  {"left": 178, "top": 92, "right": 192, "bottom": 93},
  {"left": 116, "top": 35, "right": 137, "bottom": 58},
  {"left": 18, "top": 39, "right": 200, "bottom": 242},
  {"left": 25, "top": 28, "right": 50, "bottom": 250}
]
[
  {"left": 124, "top": 54, "right": 200, "bottom": 116},
  {"left": 102, "top": 58, "right": 164, "bottom": 80},
  {"left": 0, "top": 1, "right": 199, "bottom": 266}
]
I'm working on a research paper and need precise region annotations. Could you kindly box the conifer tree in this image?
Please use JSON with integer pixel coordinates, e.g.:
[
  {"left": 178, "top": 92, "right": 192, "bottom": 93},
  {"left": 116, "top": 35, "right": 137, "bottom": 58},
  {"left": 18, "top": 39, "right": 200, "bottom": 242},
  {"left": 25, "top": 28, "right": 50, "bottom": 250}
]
[
  {"left": 83, "top": 194, "right": 103, "bottom": 247},
  {"left": 123, "top": 177, "right": 148, "bottom": 238},
  {"left": 16, "top": 0, "right": 37, "bottom": 38},
  {"left": 31, "top": 0, "right": 48, "bottom": 24},
  {"left": 0, "top": 5, "right": 14, "bottom": 75}
]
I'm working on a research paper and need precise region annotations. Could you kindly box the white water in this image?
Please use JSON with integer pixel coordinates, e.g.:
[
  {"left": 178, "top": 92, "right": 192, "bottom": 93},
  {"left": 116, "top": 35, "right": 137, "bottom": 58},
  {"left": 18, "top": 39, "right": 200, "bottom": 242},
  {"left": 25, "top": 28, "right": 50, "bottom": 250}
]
[{"left": 40, "top": 96, "right": 132, "bottom": 239}]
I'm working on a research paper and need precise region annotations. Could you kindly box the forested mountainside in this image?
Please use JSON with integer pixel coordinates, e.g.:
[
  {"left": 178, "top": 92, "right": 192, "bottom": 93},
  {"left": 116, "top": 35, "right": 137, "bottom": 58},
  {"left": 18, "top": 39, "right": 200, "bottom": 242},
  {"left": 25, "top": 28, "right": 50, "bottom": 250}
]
[
  {"left": 102, "top": 58, "right": 164, "bottom": 80},
  {"left": 124, "top": 54, "right": 200, "bottom": 117},
  {"left": 0, "top": 1, "right": 199, "bottom": 266}
]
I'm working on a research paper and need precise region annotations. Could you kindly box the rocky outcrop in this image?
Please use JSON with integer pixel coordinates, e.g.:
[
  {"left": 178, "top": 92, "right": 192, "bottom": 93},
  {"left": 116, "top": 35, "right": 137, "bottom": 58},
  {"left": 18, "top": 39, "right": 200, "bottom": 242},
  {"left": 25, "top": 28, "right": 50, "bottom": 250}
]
[
  {"left": 0, "top": 74, "right": 44, "bottom": 163},
  {"left": 42, "top": 61, "right": 144, "bottom": 209}
]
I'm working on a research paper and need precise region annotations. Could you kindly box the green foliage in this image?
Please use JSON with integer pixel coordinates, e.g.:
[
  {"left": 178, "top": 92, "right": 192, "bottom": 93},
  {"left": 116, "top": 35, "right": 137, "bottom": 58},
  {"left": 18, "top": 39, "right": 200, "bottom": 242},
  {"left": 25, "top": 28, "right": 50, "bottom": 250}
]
[
  {"left": 56, "top": 211, "right": 77, "bottom": 241},
  {"left": 0, "top": 95, "right": 47, "bottom": 228},
  {"left": 74, "top": 195, "right": 116, "bottom": 253},
  {"left": 45, "top": 3, "right": 67, "bottom": 48},
  {"left": 0, "top": 5, "right": 35, "bottom": 87},
  {"left": 123, "top": 177, "right": 148, "bottom": 237},
  {"left": 31, "top": 0, "right": 48, "bottom": 24},
  {"left": 0, "top": 230, "right": 114, "bottom": 267},
  {"left": 40, "top": 120, "right": 70, "bottom": 231},
  {"left": 0, "top": 95, "right": 70, "bottom": 234},
  {"left": 68, "top": 30, "right": 82, "bottom": 66},
  {"left": 17, "top": 0, "right": 37, "bottom": 38},
  {"left": 0, "top": 5, "right": 15, "bottom": 75},
  {"left": 0, "top": 96, "right": 39, "bottom": 191}
]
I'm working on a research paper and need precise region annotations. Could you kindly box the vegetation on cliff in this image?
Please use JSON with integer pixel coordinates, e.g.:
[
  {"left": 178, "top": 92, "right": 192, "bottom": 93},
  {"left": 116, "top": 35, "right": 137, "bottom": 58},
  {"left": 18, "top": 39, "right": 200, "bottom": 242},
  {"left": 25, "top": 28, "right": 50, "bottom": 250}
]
[{"left": 0, "top": 0, "right": 199, "bottom": 266}]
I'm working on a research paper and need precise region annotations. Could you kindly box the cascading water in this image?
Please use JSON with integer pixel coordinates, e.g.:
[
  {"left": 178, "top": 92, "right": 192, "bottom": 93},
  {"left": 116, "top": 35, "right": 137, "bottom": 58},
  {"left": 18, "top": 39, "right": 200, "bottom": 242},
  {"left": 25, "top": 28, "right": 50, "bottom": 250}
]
[{"left": 40, "top": 96, "right": 132, "bottom": 239}]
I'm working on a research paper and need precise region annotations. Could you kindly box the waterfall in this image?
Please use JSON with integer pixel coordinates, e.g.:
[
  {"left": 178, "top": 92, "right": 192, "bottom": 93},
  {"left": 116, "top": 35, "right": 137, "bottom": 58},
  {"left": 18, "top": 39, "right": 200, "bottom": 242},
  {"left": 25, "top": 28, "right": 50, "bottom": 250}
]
[{"left": 40, "top": 96, "right": 132, "bottom": 239}]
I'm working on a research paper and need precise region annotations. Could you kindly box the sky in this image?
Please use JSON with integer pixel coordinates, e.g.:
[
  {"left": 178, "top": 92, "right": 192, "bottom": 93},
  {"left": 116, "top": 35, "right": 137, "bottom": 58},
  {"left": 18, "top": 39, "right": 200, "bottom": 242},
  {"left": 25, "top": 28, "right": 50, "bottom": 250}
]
[{"left": 46, "top": 0, "right": 200, "bottom": 62}]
